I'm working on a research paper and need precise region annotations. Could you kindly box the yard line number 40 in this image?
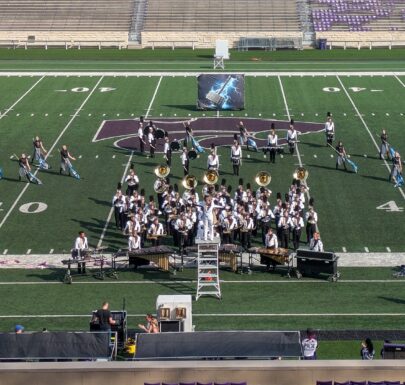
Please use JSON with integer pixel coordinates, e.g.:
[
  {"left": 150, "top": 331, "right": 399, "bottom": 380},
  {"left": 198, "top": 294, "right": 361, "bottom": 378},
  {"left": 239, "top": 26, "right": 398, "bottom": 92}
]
[{"left": 376, "top": 201, "right": 404, "bottom": 212}]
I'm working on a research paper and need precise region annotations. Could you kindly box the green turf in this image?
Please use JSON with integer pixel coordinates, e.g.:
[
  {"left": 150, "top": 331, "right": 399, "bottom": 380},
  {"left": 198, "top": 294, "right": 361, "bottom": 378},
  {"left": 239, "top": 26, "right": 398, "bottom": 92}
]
[{"left": 0, "top": 48, "right": 404, "bottom": 71}]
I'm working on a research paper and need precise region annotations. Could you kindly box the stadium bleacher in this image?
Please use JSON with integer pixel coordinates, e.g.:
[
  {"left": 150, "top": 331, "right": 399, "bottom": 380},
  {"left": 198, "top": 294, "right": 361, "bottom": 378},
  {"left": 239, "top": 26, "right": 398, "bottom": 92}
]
[
  {"left": 0, "top": 0, "right": 135, "bottom": 31},
  {"left": 311, "top": 0, "right": 405, "bottom": 32}
]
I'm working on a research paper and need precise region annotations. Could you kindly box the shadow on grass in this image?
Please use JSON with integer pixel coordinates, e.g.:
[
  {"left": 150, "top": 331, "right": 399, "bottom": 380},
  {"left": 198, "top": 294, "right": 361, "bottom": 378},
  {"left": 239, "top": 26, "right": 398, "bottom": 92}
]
[
  {"left": 27, "top": 268, "right": 66, "bottom": 282},
  {"left": 361, "top": 174, "right": 390, "bottom": 182},
  {"left": 88, "top": 197, "right": 111, "bottom": 207},
  {"left": 378, "top": 296, "right": 405, "bottom": 305},
  {"left": 300, "top": 141, "right": 327, "bottom": 148}
]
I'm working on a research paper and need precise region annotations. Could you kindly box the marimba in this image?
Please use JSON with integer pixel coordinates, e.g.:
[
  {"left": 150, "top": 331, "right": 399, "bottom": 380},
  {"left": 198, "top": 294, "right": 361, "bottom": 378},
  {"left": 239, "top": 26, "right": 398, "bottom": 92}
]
[
  {"left": 112, "top": 246, "right": 175, "bottom": 273},
  {"left": 248, "top": 247, "right": 292, "bottom": 276}
]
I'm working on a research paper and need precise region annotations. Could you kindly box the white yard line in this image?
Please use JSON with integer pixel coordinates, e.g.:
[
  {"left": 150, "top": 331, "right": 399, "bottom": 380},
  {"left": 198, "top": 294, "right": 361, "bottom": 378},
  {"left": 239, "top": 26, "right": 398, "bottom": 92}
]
[
  {"left": 336, "top": 75, "right": 405, "bottom": 200},
  {"left": 278, "top": 75, "right": 311, "bottom": 204},
  {"left": 0, "top": 71, "right": 404, "bottom": 77},
  {"left": 0, "top": 76, "right": 104, "bottom": 230},
  {"left": 97, "top": 76, "right": 163, "bottom": 248},
  {"left": 0, "top": 76, "right": 44, "bottom": 119},
  {"left": 394, "top": 74, "right": 405, "bottom": 88},
  {"left": 0, "top": 279, "right": 403, "bottom": 285},
  {"left": 0, "top": 312, "right": 404, "bottom": 318}
]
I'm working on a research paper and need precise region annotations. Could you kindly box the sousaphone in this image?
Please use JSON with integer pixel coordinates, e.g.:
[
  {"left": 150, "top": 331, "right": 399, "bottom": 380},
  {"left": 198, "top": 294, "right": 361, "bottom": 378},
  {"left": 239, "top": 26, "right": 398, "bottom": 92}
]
[
  {"left": 182, "top": 175, "right": 198, "bottom": 190},
  {"left": 254, "top": 171, "right": 271, "bottom": 187},
  {"left": 203, "top": 169, "right": 219, "bottom": 185},
  {"left": 154, "top": 164, "right": 170, "bottom": 179},
  {"left": 293, "top": 167, "right": 309, "bottom": 181}
]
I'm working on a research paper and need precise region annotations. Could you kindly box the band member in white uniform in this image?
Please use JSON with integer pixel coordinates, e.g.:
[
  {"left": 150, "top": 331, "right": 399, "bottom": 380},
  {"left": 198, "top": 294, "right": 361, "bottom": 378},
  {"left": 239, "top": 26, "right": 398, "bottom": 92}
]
[
  {"left": 113, "top": 188, "right": 126, "bottom": 230},
  {"left": 230, "top": 140, "right": 242, "bottom": 176},
  {"left": 261, "top": 228, "right": 279, "bottom": 270},
  {"left": 59, "top": 145, "right": 76, "bottom": 176},
  {"left": 309, "top": 232, "right": 324, "bottom": 252},
  {"left": 267, "top": 127, "right": 278, "bottom": 163},
  {"left": 163, "top": 136, "right": 171, "bottom": 166},
  {"left": 73, "top": 231, "right": 89, "bottom": 273},
  {"left": 287, "top": 121, "right": 298, "bottom": 155},
  {"left": 147, "top": 127, "right": 156, "bottom": 158},
  {"left": 199, "top": 195, "right": 222, "bottom": 241},
  {"left": 290, "top": 211, "right": 304, "bottom": 250},
  {"left": 128, "top": 230, "right": 141, "bottom": 251},
  {"left": 148, "top": 217, "right": 165, "bottom": 246},
  {"left": 31, "top": 136, "right": 47, "bottom": 165},
  {"left": 138, "top": 122, "right": 145, "bottom": 153},
  {"left": 325, "top": 116, "right": 335, "bottom": 146},
  {"left": 207, "top": 149, "right": 219, "bottom": 172},
  {"left": 379, "top": 129, "right": 390, "bottom": 160},
  {"left": 181, "top": 147, "right": 189, "bottom": 176},
  {"left": 305, "top": 207, "right": 318, "bottom": 244},
  {"left": 125, "top": 167, "right": 139, "bottom": 196}
]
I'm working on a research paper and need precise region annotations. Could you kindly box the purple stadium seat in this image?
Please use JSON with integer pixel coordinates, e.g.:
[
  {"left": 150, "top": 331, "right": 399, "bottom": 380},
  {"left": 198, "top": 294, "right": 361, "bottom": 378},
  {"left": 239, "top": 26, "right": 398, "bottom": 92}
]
[
  {"left": 179, "top": 383, "right": 196, "bottom": 385},
  {"left": 384, "top": 382, "right": 401, "bottom": 385},
  {"left": 350, "top": 382, "right": 366, "bottom": 385},
  {"left": 197, "top": 383, "right": 213, "bottom": 385},
  {"left": 334, "top": 382, "right": 351, "bottom": 385},
  {"left": 367, "top": 382, "right": 385, "bottom": 385},
  {"left": 231, "top": 382, "right": 247, "bottom": 385},
  {"left": 317, "top": 382, "right": 333, "bottom": 385},
  {"left": 145, "top": 383, "right": 160, "bottom": 385},
  {"left": 214, "top": 383, "right": 231, "bottom": 385},
  {"left": 162, "top": 383, "right": 178, "bottom": 385}
]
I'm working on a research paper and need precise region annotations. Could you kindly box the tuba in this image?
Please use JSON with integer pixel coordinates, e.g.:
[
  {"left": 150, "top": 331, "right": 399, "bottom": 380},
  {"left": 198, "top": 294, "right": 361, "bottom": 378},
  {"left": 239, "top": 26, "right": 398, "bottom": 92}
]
[
  {"left": 154, "top": 179, "right": 168, "bottom": 194},
  {"left": 203, "top": 170, "right": 219, "bottom": 185},
  {"left": 293, "top": 167, "right": 308, "bottom": 181},
  {"left": 254, "top": 171, "right": 271, "bottom": 187},
  {"left": 182, "top": 175, "right": 198, "bottom": 190},
  {"left": 154, "top": 164, "right": 170, "bottom": 179}
]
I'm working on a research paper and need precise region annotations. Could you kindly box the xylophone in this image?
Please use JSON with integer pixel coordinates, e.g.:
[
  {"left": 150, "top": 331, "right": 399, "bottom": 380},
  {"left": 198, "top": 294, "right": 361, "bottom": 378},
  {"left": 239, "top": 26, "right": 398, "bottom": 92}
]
[{"left": 248, "top": 247, "right": 292, "bottom": 276}]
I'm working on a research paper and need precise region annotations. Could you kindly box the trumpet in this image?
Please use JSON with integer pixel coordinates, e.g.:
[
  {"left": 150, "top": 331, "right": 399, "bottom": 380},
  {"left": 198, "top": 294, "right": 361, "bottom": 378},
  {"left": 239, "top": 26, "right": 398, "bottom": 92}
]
[
  {"left": 254, "top": 171, "right": 271, "bottom": 187},
  {"left": 182, "top": 175, "right": 198, "bottom": 190},
  {"left": 293, "top": 167, "right": 308, "bottom": 181},
  {"left": 203, "top": 169, "right": 219, "bottom": 185},
  {"left": 154, "top": 164, "right": 170, "bottom": 179}
]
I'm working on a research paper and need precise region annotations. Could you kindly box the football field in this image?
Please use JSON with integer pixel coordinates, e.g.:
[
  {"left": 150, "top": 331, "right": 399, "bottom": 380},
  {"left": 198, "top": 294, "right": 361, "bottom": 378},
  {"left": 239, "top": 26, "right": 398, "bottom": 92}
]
[{"left": 0, "top": 72, "right": 404, "bottom": 253}]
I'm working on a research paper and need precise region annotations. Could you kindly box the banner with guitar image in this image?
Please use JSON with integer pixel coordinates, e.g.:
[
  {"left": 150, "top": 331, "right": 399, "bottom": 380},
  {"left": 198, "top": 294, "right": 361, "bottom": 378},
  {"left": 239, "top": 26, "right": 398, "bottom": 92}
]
[{"left": 197, "top": 74, "right": 244, "bottom": 110}]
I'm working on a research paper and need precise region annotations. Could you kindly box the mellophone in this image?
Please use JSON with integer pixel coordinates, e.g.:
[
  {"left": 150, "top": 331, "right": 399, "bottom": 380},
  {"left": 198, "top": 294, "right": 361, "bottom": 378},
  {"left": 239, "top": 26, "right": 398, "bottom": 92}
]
[
  {"left": 248, "top": 247, "right": 293, "bottom": 276},
  {"left": 112, "top": 246, "right": 175, "bottom": 272}
]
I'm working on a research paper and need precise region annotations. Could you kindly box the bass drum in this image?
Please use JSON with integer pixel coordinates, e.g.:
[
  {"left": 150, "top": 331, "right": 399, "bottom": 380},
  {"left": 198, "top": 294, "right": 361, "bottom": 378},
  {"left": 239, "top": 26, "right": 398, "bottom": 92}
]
[
  {"left": 170, "top": 140, "right": 180, "bottom": 151},
  {"left": 156, "top": 128, "right": 165, "bottom": 139},
  {"left": 188, "top": 149, "right": 197, "bottom": 160}
]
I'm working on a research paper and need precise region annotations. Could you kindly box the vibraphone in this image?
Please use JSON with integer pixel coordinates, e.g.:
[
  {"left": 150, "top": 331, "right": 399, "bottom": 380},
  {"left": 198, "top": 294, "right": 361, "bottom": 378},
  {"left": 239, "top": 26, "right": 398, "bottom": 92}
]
[
  {"left": 112, "top": 246, "right": 175, "bottom": 273},
  {"left": 62, "top": 247, "right": 112, "bottom": 283},
  {"left": 248, "top": 247, "right": 292, "bottom": 276}
]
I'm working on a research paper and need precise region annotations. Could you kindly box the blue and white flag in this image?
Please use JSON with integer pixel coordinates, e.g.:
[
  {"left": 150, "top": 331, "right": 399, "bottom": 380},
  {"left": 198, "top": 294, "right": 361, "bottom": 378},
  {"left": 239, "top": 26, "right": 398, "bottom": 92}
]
[{"left": 247, "top": 137, "right": 258, "bottom": 151}]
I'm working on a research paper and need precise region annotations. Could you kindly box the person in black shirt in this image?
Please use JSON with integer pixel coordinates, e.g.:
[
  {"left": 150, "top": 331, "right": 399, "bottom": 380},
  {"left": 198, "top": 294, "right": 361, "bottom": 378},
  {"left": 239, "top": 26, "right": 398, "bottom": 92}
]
[{"left": 94, "top": 302, "right": 116, "bottom": 331}]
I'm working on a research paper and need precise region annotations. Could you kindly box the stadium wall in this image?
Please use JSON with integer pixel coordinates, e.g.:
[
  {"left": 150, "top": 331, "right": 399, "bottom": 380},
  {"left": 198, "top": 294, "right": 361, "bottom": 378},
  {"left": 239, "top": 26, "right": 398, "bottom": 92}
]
[
  {"left": 141, "top": 31, "right": 303, "bottom": 49},
  {"left": 316, "top": 31, "right": 405, "bottom": 47},
  {"left": 1, "top": 360, "right": 405, "bottom": 385},
  {"left": 0, "top": 31, "right": 128, "bottom": 46}
]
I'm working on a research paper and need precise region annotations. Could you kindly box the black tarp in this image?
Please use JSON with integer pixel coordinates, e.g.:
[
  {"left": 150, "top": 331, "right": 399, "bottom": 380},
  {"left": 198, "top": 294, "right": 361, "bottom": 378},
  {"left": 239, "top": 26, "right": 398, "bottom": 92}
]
[
  {"left": 135, "top": 331, "right": 302, "bottom": 360},
  {"left": 0, "top": 331, "right": 111, "bottom": 360}
]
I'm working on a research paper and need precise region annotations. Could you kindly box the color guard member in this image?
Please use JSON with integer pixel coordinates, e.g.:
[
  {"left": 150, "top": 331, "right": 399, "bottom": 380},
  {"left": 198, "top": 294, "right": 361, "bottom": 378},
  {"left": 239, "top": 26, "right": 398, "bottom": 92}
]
[
  {"left": 390, "top": 151, "right": 403, "bottom": 187},
  {"left": 31, "top": 136, "right": 47, "bottom": 165},
  {"left": 163, "top": 136, "right": 171, "bottom": 166},
  {"left": 59, "top": 145, "right": 76, "bottom": 176},
  {"left": 138, "top": 122, "right": 145, "bottom": 153},
  {"left": 335, "top": 141, "right": 347, "bottom": 171},
  {"left": 379, "top": 129, "right": 390, "bottom": 160}
]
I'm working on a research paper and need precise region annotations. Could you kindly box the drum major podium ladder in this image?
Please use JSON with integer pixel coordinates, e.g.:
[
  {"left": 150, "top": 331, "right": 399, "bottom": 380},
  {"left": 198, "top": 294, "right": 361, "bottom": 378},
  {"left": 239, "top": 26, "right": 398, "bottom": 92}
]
[{"left": 196, "top": 238, "right": 221, "bottom": 300}]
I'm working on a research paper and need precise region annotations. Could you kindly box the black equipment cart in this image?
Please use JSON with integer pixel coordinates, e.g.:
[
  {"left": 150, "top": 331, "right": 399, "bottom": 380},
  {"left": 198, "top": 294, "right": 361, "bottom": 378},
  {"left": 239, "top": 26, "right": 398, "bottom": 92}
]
[{"left": 294, "top": 249, "right": 339, "bottom": 281}]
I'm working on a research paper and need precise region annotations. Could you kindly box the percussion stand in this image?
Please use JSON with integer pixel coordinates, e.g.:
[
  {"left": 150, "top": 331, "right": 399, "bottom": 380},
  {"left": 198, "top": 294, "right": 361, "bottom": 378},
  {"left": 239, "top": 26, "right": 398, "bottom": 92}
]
[{"left": 63, "top": 250, "right": 73, "bottom": 284}]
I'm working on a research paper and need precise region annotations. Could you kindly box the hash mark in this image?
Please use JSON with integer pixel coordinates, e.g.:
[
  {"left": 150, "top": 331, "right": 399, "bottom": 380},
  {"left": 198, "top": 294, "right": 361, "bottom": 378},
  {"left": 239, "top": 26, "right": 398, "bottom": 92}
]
[
  {"left": 364, "top": 247, "right": 369, "bottom": 252},
  {"left": 386, "top": 247, "right": 391, "bottom": 252},
  {"left": 26, "top": 249, "right": 31, "bottom": 255},
  {"left": 49, "top": 249, "right": 54, "bottom": 254},
  {"left": 342, "top": 247, "right": 347, "bottom": 252},
  {"left": 2, "top": 249, "right": 7, "bottom": 255}
]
